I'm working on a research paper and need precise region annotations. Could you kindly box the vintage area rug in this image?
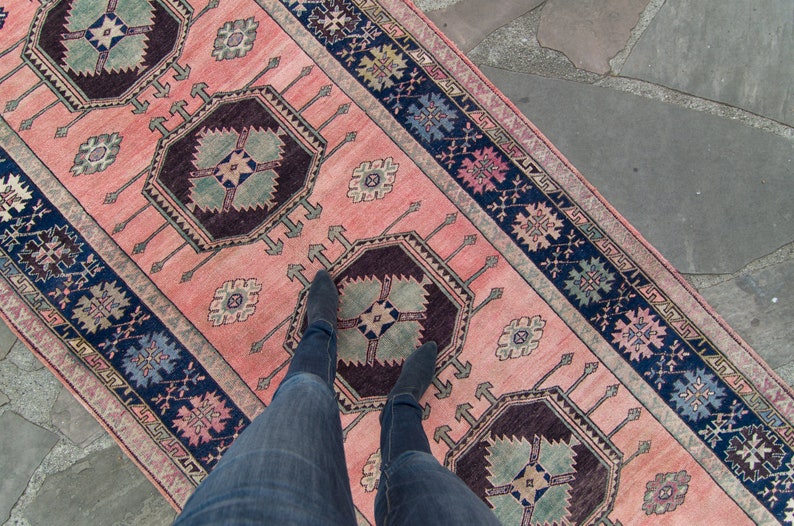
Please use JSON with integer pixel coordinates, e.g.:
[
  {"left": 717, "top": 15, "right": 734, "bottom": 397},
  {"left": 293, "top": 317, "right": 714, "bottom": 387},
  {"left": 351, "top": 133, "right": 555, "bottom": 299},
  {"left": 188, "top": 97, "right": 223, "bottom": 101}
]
[{"left": 1, "top": 0, "right": 793, "bottom": 523}]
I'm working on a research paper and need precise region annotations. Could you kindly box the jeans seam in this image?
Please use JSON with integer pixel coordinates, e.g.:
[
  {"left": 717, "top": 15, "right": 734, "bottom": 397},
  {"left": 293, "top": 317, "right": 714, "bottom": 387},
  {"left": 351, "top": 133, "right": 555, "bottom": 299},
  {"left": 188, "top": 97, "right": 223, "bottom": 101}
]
[
  {"left": 324, "top": 330, "right": 334, "bottom": 385},
  {"left": 382, "top": 469, "right": 391, "bottom": 526}
]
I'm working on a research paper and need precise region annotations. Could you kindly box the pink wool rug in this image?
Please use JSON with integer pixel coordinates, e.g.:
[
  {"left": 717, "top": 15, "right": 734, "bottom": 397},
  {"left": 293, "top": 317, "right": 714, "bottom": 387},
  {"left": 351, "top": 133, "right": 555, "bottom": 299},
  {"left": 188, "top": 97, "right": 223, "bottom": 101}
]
[{"left": 0, "top": 0, "right": 792, "bottom": 523}]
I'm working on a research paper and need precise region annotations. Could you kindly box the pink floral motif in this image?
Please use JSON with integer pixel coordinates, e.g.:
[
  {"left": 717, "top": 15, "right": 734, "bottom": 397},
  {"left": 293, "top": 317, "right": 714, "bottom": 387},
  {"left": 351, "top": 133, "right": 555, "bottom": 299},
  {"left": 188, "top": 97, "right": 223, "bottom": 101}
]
[
  {"left": 458, "top": 146, "right": 508, "bottom": 194},
  {"left": 173, "top": 391, "right": 233, "bottom": 447},
  {"left": 611, "top": 307, "right": 667, "bottom": 361},
  {"left": 512, "top": 202, "right": 563, "bottom": 251},
  {"left": 643, "top": 471, "right": 690, "bottom": 515}
]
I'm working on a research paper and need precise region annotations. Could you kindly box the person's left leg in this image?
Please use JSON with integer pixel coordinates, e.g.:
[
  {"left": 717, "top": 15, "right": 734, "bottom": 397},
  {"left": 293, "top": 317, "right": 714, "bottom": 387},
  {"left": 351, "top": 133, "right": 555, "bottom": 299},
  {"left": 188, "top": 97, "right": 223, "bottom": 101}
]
[
  {"left": 375, "top": 343, "right": 500, "bottom": 526},
  {"left": 175, "top": 272, "right": 356, "bottom": 526}
]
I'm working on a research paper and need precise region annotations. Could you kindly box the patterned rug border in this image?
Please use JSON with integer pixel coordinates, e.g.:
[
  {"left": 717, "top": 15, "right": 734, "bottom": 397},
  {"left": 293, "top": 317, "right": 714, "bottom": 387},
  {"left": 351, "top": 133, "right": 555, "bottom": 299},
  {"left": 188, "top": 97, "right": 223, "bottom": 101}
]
[
  {"left": 383, "top": 0, "right": 794, "bottom": 404},
  {"left": 381, "top": 0, "right": 794, "bottom": 408},
  {"left": 0, "top": 122, "right": 261, "bottom": 505},
  {"left": 386, "top": 0, "right": 794, "bottom": 427},
  {"left": 270, "top": 0, "right": 794, "bottom": 519}
]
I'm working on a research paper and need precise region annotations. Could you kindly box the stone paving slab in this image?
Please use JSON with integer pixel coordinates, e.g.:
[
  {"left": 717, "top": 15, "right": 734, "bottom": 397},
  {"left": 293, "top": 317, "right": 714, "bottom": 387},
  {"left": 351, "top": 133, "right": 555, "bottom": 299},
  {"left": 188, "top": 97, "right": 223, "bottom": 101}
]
[
  {"left": 621, "top": 0, "right": 794, "bottom": 127},
  {"left": 426, "top": 0, "right": 545, "bottom": 53},
  {"left": 478, "top": 65, "right": 794, "bottom": 275},
  {"left": 23, "top": 445, "right": 176, "bottom": 526},
  {"left": 0, "top": 319, "right": 15, "bottom": 361},
  {"left": 0, "top": 334, "right": 176, "bottom": 525},
  {"left": 694, "top": 253, "right": 794, "bottom": 372},
  {"left": 0, "top": 411, "right": 58, "bottom": 524},
  {"left": 468, "top": 7, "right": 598, "bottom": 83},
  {"left": 50, "top": 387, "right": 106, "bottom": 449},
  {"left": 537, "top": 0, "right": 650, "bottom": 74}
]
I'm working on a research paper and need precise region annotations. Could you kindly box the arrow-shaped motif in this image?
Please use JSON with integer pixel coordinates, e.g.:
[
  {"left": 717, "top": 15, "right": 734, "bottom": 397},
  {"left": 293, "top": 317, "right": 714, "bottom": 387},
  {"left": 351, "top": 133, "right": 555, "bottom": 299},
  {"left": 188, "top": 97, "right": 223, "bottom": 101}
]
[
  {"left": 433, "top": 425, "right": 455, "bottom": 448},
  {"left": 328, "top": 225, "right": 352, "bottom": 250},
  {"left": 455, "top": 402, "right": 476, "bottom": 426}
]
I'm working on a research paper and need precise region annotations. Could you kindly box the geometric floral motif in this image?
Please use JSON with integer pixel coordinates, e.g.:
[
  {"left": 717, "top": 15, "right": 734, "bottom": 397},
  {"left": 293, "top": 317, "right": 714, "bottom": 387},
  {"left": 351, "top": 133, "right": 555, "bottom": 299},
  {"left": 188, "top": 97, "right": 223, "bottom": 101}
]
[
  {"left": 448, "top": 388, "right": 622, "bottom": 525},
  {"left": 208, "top": 278, "right": 262, "bottom": 326},
  {"left": 564, "top": 256, "right": 616, "bottom": 308},
  {"left": 495, "top": 315, "right": 545, "bottom": 361},
  {"left": 725, "top": 424, "right": 785, "bottom": 483},
  {"left": 173, "top": 391, "right": 233, "bottom": 448},
  {"left": 287, "top": 0, "right": 310, "bottom": 15},
  {"left": 361, "top": 450, "right": 381, "bottom": 492},
  {"left": 642, "top": 470, "right": 691, "bottom": 515},
  {"left": 611, "top": 306, "right": 668, "bottom": 362},
  {"left": 485, "top": 434, "right": 578, "bottom": 526},
  {"left": 357, "top": 44, "right": 407, "bottom": 92},
  {"left": 406, "top": 93, "right": 459, "bottom": 142},
  {"left": 24, "top": 0, "right": 190, "bottom": 111},
  {"left": 512, "top": 202, "right": 563, "bottom": 252},
  {"left": 0, "top": 173, "right": 33, "bottom": 222},
  {"left": 458, "top": 146, "right": 509, "bottom": 195},
  {"left": 60, "top": 0, "right": 154, "bottom": 76},
  {"left": 19, "top": 225, "right": 82, "bottom": 282},
  {"left": 785, "top": 498, "right": 794, "bottom": 524},
  {"left": 338, "top": 274, "right": 429, "bottom": 366},
  {"left": 72, "top": 280, "right": 130, "bottom": 334},
  {"left": 347, "top": 157, "right": 398, "bottom": 203},
  {"left": 190, "top": 127, "right": 285, "bottom": 215},
  {"left": 671, "top": 367, "right": 726, "bottom": 422},
  {"left": 70, "top": 132, "right": 123, "bottom": 176},
  {"left": 145, "top": 86, "right": 325, "bottom": 251},
  {"left": 212, "top": 17, "right": 259, "bottom": 60},
  {"left": 122, "top": 332, "right": 181, "bottom": 388},
  {"left": 307, "top": 0, "right": 360, "bottom": 44}
]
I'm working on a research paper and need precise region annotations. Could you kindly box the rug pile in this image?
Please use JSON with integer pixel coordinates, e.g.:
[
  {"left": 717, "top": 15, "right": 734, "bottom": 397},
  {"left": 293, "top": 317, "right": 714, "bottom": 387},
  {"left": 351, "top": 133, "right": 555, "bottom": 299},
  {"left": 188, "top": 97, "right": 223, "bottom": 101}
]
[{"left": 1, "top": 0, "right": 792, "bottom": 523}]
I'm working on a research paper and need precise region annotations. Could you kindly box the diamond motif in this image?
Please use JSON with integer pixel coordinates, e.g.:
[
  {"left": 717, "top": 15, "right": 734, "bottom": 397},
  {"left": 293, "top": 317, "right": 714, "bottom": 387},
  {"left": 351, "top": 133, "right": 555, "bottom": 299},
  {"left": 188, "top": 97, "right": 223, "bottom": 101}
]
[
  {"left": 357, "top": 299, "right": 399, "bottom": 339},
  {"left": 84, "top": 13, "right": 129, "bottom": 52}
]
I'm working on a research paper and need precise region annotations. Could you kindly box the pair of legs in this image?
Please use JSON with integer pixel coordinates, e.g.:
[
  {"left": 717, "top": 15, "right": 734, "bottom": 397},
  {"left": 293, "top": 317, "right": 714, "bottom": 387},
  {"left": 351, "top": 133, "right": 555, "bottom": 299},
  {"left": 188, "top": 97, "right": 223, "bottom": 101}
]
[{"left": 174, "top": 271, "right": 499, "bottom": 525}]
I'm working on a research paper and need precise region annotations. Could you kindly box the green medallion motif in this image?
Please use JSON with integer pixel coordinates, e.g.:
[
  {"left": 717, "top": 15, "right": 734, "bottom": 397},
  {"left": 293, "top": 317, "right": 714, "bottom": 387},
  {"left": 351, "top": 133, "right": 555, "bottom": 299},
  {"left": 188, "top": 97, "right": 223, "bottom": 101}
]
[
  {"left": 189, "top": 127, "right": 285, "bottom": 214},
  {"left": 485, "top": 434, "right": 579, "bottom": 526},
  {"left": 62, "top": 0, "right": 155, "bottom": 76},
  {"left": 337, "top": 275, "right": 429, "bottom": 366}
]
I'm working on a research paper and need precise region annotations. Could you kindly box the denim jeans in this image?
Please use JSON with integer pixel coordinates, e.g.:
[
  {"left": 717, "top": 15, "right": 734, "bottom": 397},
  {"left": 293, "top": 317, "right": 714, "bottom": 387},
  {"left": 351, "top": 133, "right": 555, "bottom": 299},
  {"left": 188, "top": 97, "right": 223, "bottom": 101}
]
[{"left": 174, "top": 322, "right": 499, "bottom": 525}]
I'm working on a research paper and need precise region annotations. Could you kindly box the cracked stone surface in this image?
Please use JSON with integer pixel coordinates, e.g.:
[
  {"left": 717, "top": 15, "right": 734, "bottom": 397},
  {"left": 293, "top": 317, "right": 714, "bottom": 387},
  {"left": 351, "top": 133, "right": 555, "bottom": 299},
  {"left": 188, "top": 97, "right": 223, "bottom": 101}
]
[
  {"left": 621, "top": 0, "right": 794, "bottom": 127},
  {"left": 537, "top": 0, "right": 651, "bottom": 74},
  {"left": 426, "top": 0, "right": 545, "bottom": 52},
  {"left": 0, "top": 412, "right": 58, "bottom": 524},
  {"left": 687, "top": 243, "right": 794, "bottom": 374},
  {"left": 0, "top": 320, "right": 15, "bottom": 360},
  {"left": 23, "top": 445, "right": 176, "bottom": 526},
  {"left": 470, "top": 8, "right": 599, "bottom": 82},
  {"left": 50, "top": 387, "right": 106, "bottom": 448},
  {"left": 479, "top": 66, "right": 794, "bottom": 275}
]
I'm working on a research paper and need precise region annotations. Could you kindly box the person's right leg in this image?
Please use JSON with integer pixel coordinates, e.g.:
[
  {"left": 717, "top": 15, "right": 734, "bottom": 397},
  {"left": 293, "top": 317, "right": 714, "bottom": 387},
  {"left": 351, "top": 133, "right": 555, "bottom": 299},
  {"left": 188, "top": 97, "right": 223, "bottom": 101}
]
[
  {"left": 175, "top": 271, "right": 356, "bottom": 526},
  {"left": 374, "top": 343, "right": 501, "bottom": 525}
]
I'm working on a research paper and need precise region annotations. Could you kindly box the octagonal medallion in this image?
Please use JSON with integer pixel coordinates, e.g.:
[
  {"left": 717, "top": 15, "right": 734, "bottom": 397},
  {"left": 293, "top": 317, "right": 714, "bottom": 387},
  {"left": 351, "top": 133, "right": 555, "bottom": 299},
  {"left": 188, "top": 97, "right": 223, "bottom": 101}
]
[
  {"left": 23, "top": 0, "right": 191, "bottom": 110},
  {"left": 286, "top": 232, "right": 473, "bottom": 412},
  {"left": 447, "top": 388, "right": 622, "bottom": 525},
  {"left": 144, "top": 86, "right": 326, "bottom": 250}
]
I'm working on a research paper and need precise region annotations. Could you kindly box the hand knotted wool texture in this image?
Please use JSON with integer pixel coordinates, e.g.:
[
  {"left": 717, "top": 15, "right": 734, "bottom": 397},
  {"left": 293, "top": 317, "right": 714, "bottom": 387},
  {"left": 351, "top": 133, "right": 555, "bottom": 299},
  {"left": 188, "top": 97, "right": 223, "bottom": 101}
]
[{"left": 0, "top": 0, "right": 791, "bottom": 523}]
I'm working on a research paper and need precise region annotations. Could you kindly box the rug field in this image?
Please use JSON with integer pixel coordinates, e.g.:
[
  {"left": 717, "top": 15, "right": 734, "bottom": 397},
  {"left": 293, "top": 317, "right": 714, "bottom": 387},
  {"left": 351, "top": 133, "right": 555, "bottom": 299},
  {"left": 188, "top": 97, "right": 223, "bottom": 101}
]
[{"left": 1, "top": 0, "right": 793, "bottom": 523}]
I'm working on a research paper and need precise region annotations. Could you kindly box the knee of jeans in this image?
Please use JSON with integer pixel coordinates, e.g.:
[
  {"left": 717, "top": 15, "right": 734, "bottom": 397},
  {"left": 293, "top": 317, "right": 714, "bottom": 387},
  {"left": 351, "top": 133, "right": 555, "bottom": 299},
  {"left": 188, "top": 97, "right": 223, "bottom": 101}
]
[
  {"left": 277, "top": 372, "right": 335, "bottom": 400},
  {"left": 306, "top": 319, "right": 336, "bottom": 336},
  {"left": 382, "top": 450, "right": 440, "bottom": 478}
]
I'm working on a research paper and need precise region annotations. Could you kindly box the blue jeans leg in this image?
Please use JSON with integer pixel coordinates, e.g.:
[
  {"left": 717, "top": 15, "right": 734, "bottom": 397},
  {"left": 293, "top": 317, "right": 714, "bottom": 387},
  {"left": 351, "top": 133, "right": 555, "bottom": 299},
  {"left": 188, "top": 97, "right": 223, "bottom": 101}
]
[
  {"left": 174, "top": 325, "right": 355, "bottom": 525},
  {"left": 375, "top": 395, "right": 500, "bottom": 526}
]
